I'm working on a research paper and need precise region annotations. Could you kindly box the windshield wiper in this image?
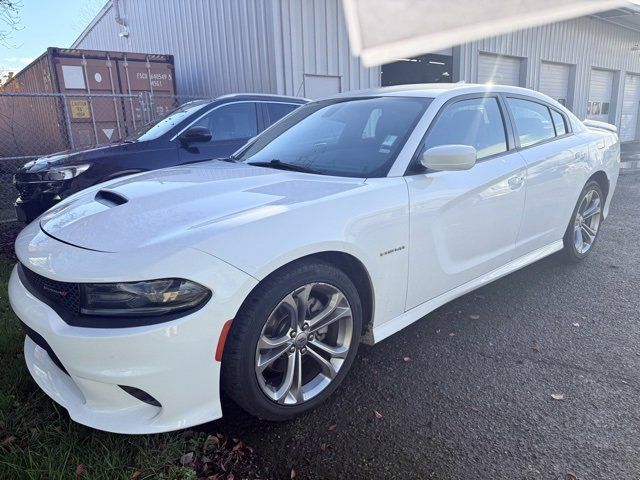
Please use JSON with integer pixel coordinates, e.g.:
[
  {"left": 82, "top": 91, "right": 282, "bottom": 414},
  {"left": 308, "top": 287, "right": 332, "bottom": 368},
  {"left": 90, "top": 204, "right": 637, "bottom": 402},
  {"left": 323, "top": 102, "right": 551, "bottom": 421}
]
[
  {"left": 219, "top": 154, "right": 239, "bottom": 163},
  {"left": 247, "top": 159, "right": 319, "bottom": 174}
]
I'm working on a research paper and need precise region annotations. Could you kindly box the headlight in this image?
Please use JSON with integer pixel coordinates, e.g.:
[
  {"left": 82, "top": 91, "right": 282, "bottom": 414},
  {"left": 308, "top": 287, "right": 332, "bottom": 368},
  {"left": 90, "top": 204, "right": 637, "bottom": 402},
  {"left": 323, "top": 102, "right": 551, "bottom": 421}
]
[
  {"left": 44, "top": 164, "right": 91, "bottom": 181},
  {"left": 81, "top": 278, "right": 211, "bottom": 317}
]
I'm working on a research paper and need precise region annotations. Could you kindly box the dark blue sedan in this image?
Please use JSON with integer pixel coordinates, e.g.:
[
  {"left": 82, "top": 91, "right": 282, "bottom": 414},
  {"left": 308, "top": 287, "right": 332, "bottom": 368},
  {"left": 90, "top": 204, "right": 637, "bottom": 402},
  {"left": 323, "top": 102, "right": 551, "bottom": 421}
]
[{"left": 14, "top": 94, "right": 307, "bottom": 222}]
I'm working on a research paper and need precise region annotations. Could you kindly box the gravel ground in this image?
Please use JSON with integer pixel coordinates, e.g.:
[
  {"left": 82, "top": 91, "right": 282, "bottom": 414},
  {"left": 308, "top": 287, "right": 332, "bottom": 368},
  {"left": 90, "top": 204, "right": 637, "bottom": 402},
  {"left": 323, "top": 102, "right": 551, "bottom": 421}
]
[{"left": 211, "top": 171, "right": 640, "bottom": 480}]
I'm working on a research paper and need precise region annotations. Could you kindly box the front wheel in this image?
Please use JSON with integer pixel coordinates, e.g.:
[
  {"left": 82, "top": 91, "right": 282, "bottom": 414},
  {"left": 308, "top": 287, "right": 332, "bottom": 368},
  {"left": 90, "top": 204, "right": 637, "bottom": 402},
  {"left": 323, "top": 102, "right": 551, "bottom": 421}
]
[
  {"left": 221, "top": 260, "right": 362, "bottom": 420},
  {"left": 561, "top": 180, "right": 604, "bottom": 262}
]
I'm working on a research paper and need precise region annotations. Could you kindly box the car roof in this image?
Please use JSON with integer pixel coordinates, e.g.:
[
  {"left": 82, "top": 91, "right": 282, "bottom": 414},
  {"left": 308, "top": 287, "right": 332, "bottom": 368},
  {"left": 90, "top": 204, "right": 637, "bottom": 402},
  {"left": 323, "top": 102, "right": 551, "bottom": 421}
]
[
  {"left": 215, "top": 93, "right": 309, "bottom": 103},
  {"left": 332, "top": 83, "right": 554, "bottom": 103}
]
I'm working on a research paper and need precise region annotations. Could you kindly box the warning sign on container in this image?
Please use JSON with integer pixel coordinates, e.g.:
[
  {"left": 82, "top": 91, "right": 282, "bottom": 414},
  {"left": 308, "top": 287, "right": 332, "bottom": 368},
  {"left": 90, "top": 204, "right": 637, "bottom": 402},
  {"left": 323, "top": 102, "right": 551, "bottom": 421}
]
[
  {"left": 102, "top": 128, "right": 114, "bottom": 140},
  {"left": 70, "top": 99, "right": 90, "bottom": 119}
]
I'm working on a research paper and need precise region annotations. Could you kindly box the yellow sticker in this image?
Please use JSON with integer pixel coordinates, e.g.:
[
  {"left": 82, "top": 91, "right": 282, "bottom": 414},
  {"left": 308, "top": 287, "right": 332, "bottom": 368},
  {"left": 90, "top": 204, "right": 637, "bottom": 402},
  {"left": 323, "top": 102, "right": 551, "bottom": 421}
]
[{"left": 70, "top": 99, "right": 90, "bottom": 119}]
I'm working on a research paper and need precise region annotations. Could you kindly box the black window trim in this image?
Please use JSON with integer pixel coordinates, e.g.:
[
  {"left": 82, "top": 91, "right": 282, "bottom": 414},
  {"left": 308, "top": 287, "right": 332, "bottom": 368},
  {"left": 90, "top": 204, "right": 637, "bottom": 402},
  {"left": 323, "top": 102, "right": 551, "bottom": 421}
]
[
  {"left": 405, "top": 92, "right": 515, "bottom": 175},
  {"left": 502, "top": 93, "right": 574, "bottom": 152}
]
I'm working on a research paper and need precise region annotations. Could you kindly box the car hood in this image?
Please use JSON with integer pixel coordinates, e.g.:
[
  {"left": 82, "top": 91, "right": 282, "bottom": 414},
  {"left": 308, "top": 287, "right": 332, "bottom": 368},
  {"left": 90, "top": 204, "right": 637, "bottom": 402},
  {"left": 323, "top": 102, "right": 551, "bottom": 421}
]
[
  {"left": 39, "top": 161, "right": 364, "bottom": 253},
  {"left": 17, "top": 142, "right": 153, "bottom": 174}
]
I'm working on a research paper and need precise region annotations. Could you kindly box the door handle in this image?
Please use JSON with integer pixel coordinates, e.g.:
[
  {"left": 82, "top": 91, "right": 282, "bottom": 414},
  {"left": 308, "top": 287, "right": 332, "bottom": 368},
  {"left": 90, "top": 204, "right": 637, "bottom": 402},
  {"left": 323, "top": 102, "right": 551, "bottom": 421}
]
[{"left": 508, "top": 174, "right": 525, "bottom": 189}]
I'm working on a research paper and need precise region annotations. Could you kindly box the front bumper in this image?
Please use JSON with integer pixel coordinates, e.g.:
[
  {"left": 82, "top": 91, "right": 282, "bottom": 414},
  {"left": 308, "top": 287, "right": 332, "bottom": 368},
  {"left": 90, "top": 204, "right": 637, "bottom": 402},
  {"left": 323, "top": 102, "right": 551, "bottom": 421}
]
[
  {"left": 14, "top": 195, "right": 59, "bottom": 223},
  {"left": 9, "top": 226, "right": 258, "bottom": 434}
]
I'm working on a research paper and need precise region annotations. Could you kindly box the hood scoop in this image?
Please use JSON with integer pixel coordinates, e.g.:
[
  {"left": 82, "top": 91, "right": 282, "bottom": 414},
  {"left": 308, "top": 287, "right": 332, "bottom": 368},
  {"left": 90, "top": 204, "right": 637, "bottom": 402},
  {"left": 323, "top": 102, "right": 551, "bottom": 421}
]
[{"left": 94, "top": 189, "right": 128, "bottom": 208}]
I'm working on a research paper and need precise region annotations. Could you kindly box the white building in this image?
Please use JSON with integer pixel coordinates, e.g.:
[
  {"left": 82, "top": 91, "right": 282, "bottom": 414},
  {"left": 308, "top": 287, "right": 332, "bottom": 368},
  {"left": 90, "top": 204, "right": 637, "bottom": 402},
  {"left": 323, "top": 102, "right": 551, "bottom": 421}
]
[{"left": 73, "top": 1, "right": 640, "bottom": 142}]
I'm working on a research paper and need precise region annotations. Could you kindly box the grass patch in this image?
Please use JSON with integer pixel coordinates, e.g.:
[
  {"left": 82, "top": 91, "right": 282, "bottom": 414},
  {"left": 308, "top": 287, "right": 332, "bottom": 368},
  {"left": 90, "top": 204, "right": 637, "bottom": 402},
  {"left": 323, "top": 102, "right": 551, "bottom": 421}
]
[{"left": 0, "top": 259, "right": 261, "bottom": 480}]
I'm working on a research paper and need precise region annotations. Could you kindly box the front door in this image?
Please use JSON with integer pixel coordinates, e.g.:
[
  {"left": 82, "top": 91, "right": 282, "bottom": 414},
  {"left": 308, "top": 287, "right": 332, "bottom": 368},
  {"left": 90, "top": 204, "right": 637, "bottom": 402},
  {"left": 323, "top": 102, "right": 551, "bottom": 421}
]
[
  {"left": 178, "top": 102, "right": 259, "bottom": 163},
  {"left": 405, "top": 95, "right": 527, "bottom": 309}
]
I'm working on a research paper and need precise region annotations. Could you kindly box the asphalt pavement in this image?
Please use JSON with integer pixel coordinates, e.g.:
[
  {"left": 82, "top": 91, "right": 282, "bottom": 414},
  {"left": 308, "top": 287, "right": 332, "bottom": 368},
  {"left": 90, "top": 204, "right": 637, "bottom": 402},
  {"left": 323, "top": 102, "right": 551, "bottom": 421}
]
[{"left": 212, "top": 170, "right": 640, "bottom": 480}]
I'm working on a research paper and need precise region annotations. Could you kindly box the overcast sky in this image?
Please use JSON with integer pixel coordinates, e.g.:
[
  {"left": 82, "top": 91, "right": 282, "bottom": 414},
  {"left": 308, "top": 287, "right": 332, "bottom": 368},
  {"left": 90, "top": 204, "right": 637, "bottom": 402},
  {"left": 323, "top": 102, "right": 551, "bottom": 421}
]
[{"left": 1, "top": 0, "right": 105, "bottom": 74}]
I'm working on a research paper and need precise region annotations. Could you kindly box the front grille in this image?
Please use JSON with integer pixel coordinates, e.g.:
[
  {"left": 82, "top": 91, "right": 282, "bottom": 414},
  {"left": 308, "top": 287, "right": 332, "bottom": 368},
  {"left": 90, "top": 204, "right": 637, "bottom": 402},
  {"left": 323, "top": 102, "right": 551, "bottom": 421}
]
[
  {"left": 15, "top": 182, "right": 39, "bottom": 199},
  {"left": 19, "top": 264, "right": 81, "bottom": 315}
]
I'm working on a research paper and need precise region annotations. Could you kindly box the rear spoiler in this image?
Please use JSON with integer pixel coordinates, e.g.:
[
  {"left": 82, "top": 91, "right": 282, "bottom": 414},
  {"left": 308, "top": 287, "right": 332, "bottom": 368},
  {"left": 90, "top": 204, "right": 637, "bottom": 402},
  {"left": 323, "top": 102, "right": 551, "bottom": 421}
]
[{"left": 583, "top": 119, "right": 618, "bottom": 134}]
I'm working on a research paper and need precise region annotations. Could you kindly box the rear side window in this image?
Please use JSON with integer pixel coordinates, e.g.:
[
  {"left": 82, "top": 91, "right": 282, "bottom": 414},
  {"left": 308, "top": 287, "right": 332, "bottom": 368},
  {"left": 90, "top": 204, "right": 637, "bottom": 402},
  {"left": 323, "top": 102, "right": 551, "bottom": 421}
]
[
  {"left": 423, "top": 97, "right": 507, "bottom": 159},
  {"left": 194, "top": 103, "right": 258, "bottom": 141},
  {"left": 550, "top": 109, "right": 567, "bottom": 136},
  {"left": 265, "top": 102, "right": 299, "bottom": 126},
  {"left": 507, "top": 98, "right": 555, "bottom": 147}
]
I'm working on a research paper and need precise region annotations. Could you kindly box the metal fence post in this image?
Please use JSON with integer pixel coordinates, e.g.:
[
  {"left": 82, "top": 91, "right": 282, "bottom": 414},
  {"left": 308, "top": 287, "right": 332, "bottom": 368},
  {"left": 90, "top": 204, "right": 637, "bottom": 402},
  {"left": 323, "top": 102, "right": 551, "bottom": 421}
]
[{"left": 61, "top": 94, "right": 75, "bottom": 149}]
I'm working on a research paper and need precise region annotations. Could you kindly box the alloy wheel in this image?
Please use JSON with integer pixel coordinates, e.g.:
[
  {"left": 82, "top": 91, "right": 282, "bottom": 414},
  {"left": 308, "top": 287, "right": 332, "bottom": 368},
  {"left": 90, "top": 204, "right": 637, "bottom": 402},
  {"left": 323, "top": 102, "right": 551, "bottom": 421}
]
[
  {"left": 573, "top": 188, "right": 602, "bottom": 255},
  {"left": 255, "top": 282, "right": 353, "bottom": 405}
]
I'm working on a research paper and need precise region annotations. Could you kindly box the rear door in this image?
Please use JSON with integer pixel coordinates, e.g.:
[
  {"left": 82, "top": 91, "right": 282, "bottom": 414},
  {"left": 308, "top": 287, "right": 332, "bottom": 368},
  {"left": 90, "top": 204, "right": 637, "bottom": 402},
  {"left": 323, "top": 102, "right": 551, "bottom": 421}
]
[
  {"left": 178, "top": 102, "right": 260, "bottom": 162},
  {"left": 504, "top": 96, "right": 585, "bottom": 257},
  {"left": 405, "top": 95, "right": 527, "bottom": 309}
]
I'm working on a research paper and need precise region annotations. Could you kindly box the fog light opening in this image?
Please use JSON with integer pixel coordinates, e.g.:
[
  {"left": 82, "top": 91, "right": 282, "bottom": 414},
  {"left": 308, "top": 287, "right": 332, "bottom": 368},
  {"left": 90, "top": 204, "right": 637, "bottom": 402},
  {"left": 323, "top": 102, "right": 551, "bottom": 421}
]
[{"left": 119, "top": 385, "right": 162, "bottom": 407}]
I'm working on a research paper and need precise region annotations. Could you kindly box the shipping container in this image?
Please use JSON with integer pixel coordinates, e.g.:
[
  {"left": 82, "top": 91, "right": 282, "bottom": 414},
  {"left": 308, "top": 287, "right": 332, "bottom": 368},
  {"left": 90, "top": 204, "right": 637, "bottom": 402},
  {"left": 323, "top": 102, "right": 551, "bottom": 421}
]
[{"left": 0, "top": 47, "right": 176, "bottom": 157}]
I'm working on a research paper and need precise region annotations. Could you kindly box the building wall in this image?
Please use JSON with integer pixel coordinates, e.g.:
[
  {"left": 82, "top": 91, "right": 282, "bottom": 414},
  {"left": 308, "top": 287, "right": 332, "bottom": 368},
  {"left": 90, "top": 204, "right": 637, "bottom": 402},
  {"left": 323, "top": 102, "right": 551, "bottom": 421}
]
[
  {"left": 73, "top": 0, "right": 380, "bottom": 99},
  {"left": 74, "top": 0, "right": 279, "bottom": 97},
  {"left": 270, "top": 0, "right": 380, "bottom": 97},
  {"left": 457, "top": 15, "right": 640, "bottom": 125}
]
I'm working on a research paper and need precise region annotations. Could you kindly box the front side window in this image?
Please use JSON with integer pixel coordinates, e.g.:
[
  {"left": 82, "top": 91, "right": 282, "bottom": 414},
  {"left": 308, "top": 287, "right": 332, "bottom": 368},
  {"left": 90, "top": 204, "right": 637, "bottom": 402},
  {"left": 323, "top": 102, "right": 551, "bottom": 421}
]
[
  {"left": 423, "top": 97, "right": 508, "bottom": 159},
  {"left": 132, "top": 100, "right": 209, "bottom": 142},
  {"left": 507, "top": 98, "right": 555, "bottom": 147},
  {"left": 237, "top": 97, "right": 431, "bottom": 178},
  {"left": 194, "top": 103, "right": 258, "bottom": 141}
]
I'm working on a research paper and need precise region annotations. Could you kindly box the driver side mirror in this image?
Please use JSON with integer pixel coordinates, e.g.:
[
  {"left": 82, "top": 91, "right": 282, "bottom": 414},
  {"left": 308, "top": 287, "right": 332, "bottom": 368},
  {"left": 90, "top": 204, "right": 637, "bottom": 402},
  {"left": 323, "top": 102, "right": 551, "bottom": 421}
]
[
  {"left": 178, "top": 126, "right": 212, "bottom": 145},
  {"left": 421, "top": 145, "right": 477, "bottom": 171}
]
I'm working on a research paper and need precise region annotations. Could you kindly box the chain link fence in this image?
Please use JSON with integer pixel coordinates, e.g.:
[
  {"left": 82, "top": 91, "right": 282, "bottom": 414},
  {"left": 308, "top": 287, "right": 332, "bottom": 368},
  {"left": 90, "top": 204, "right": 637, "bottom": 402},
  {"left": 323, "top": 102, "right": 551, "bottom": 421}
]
[{"left": 0, "top": 91, "right": 206, "bottom": 227}]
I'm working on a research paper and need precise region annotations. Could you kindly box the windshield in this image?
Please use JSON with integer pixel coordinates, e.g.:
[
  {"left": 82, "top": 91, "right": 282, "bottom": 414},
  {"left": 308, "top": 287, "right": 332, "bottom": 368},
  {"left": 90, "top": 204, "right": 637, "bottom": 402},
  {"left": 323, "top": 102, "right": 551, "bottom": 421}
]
[
  {"left": 237, "top": 97, "right": 431, "bottom": 178},
  {"left": 128, "top": 100, "right": 210, "bottom": 142}
]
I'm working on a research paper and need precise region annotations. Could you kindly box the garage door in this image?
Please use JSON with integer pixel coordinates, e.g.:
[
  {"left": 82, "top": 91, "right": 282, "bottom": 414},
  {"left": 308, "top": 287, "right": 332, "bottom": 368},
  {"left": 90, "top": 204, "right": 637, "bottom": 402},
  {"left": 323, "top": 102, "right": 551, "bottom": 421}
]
[
  {"left": 587, "top": 69, "right": 614, "bottom": 123},
  {"left": 478, "top": 54, "right": 522, "bottom": 86},
  {"left": 539, "top": 62, "right": 571, "bottom": 107},
  {"left": 620, "top": 74, "right": 640, "bottom": 142}
]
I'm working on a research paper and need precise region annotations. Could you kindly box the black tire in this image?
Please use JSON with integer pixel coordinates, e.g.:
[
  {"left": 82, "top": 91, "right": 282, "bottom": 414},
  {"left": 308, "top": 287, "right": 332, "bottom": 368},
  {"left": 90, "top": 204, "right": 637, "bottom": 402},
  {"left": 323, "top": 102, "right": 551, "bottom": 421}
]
[
  {"left": 561, "top": 180, "right": 604, "bottom": 263},
  {"left": 221, "top": 259, "right": 362, "bottom": 420}
]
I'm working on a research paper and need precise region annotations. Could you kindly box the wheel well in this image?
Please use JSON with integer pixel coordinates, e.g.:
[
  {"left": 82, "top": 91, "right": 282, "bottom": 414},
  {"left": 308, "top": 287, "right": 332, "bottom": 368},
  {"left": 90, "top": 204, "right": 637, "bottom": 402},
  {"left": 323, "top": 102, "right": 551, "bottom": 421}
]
[
  {"left": 253, "top": 252, "right": 375, "bottom": 338},
  {"left": 588, "top": 171, "right": 609, "bottom": 201},
  {"left": 310, "top": 252, "right": 374, "bottom": 336}
]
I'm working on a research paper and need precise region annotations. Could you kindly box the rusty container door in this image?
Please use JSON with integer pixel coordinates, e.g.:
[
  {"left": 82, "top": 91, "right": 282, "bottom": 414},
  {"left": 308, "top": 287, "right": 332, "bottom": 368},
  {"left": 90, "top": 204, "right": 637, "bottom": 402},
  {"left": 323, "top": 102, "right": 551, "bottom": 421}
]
[
  {"left": 51, "top": 51, "right": 126, "bottom": 148},
  {"left": 118, "top": 53, "right": 177, "bottom": 132},
  {"left": 0, "top": 50, "right": 69, "bottom": 157}
]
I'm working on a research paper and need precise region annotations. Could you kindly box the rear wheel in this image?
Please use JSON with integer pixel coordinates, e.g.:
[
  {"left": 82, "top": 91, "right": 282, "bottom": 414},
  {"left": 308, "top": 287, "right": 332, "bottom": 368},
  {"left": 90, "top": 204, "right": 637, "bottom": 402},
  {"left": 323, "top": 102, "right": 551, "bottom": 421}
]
[
  {"left": 561, "top": 180, "right": 603, "bottom": 262},
  {"left": 222, "top": 260, "right": 362, "bottom": 420}
]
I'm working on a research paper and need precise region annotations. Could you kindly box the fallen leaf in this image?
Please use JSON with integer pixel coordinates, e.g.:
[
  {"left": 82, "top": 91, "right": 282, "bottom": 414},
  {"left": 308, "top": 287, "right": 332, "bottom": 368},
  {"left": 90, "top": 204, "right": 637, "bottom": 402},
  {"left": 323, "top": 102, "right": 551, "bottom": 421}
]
[
  {"left": 290, "top": 467, "right": 296, "bottom": 479},
  {"left": 572, "top": 323, "right": 580, "bottom": 327},
  {"left": 180, "top": 452, "right": 194, "bottom": 466},
  {"left": 1, "top": 436, "right": 15, "bottom": 447},
  {"left": 232, "top": 441, "right": 244, "bottom": 452},
  {"left": 75, "top": 464, "right": 85, "bottom": 476},
  {"left": 532, "top": 345, "right": 540, "bottom": 353},
  {"left": 403, "top": 356, "right": 411, "bottom": 363},
  {"left": 227, "top": 473, "right": 235, "bottom": 480},
  {"left": 449, "top": 332, "right": 456, "bottom": 337},
  {"left": 374, "top": 410, "right": 383, "bottom": 419},
  {"left": 469, "top": 314, "right": 480, "bottom": 320},
  {"left": 551, "top": 393, "right": 565, "bottom": 401},
  {"left": 320, "top": 442, "right": 328, "bottom": 452},
  {"left": 131, "top": 471, "right": 141, "bottom": 479},
  {"left": 567, "top": 472, "right": 578, "bottom": 478},
  {"left": 328, "top": 424, "right": 337, "bottom": 431}
]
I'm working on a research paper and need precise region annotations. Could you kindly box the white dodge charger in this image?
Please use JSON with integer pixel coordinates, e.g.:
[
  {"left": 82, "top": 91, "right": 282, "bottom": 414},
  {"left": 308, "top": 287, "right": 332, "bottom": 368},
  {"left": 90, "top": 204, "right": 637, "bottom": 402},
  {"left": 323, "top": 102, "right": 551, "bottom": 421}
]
[{"left": 9, "top": 84, "right": 619, "bottom": 434}]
